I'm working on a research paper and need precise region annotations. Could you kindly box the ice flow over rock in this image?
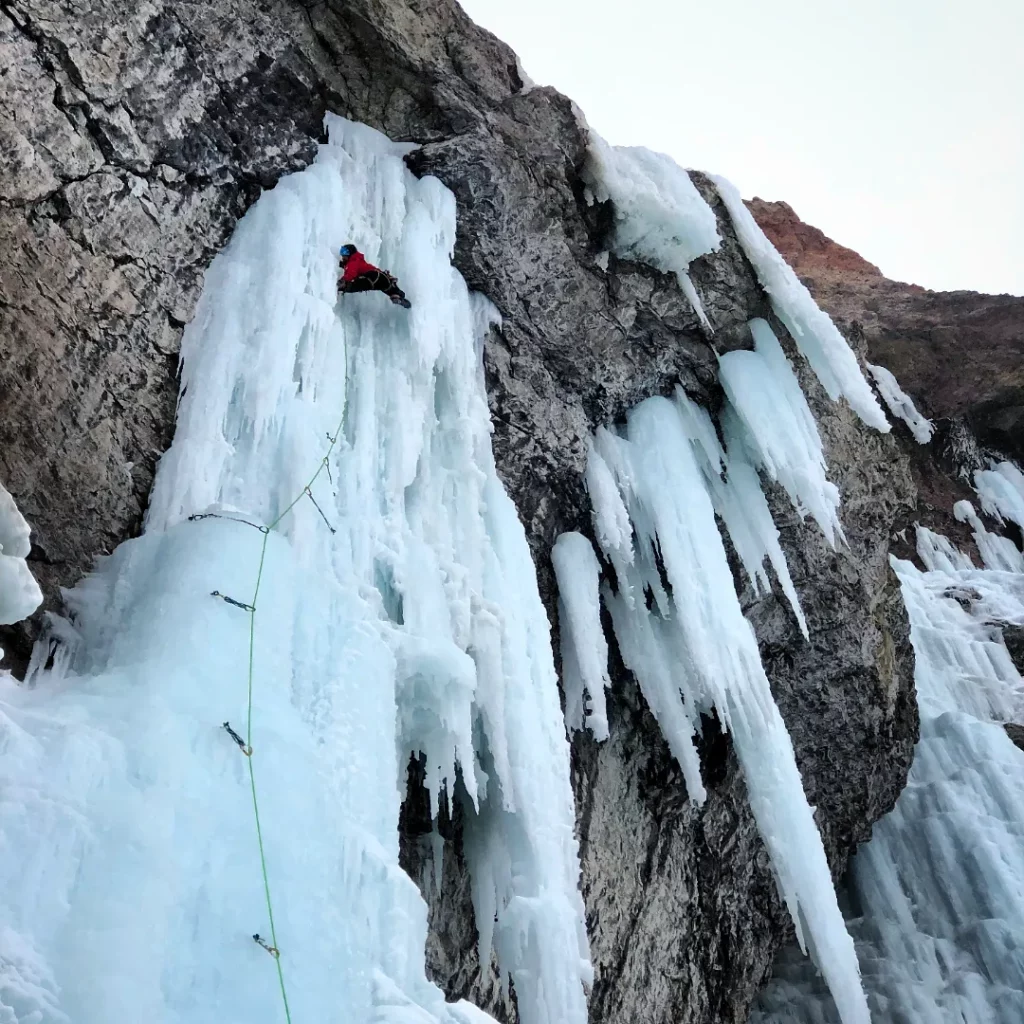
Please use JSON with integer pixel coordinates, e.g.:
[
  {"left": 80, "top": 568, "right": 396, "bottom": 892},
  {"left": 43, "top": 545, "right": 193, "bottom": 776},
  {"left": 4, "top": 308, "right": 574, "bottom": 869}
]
[
  {"left": 714, "top": 177, "right": 889, "bottom": 434},
  {"left": 0, "top": 116, "right": 590, "bottom": 1024},
  {"left": 556, "top": 135, "right": 900, "bottom": 1019},
  {"left": 582, "top": 135, "right": 721, "bottom": 328},
  {"left": 755, "top": 522, "right": 1024, "bottom": 1024},
  {"left": 0, "top": 482, "right": 42, "bottom": 639},
  {"left": 559, "top": 311, "right": 888, "bottom": 1024}
]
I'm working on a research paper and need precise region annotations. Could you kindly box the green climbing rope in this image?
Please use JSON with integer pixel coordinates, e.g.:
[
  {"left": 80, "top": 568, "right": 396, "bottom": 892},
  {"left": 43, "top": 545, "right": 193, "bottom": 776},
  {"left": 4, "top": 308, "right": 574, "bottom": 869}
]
[{"left": 233, "top": 414, "right": 347, "bottom": 1024}]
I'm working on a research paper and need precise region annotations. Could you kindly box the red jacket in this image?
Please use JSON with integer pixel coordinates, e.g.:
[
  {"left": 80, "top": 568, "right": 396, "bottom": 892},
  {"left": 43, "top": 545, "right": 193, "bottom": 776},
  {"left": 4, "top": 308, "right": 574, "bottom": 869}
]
[{"left": 341, "top": 251, "right": 379, "bottom": 283}]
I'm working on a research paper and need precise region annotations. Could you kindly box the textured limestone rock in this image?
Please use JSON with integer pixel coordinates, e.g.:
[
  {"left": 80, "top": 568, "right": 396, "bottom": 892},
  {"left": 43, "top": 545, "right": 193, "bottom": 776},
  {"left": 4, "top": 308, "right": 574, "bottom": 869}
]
[{"left": 1, "top": 2, "right": 919, "bottom": 1021}]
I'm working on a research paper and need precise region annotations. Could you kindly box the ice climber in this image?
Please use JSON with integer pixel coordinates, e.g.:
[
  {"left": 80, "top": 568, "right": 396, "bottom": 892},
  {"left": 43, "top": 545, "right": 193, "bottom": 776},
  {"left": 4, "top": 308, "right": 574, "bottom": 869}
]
[{"left": 337, "top": 244, "right": 411, "bottom": 308}]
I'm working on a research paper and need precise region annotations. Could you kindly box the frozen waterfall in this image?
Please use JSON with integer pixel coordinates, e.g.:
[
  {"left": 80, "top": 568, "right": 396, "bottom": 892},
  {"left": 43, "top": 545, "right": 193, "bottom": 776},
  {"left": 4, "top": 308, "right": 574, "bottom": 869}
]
[
  {"left": 0, "top": 117, "right": 590, "bottom": 1024},
  {"left": 0, "top": 483, "right": 42, "bottom": 638},
  {"left": 754, "top": 501, "right": 1024, "bottom": 1022},
  {"left": 558, "top": 314, "right": 882, "bottom": 1024}
]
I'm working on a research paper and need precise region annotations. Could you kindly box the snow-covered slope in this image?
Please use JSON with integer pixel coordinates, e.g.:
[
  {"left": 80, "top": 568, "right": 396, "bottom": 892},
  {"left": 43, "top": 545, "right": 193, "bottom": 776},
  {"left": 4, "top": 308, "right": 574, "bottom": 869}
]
[{"left": 0, "top": 117, "right": 590, "bottom": 1024}]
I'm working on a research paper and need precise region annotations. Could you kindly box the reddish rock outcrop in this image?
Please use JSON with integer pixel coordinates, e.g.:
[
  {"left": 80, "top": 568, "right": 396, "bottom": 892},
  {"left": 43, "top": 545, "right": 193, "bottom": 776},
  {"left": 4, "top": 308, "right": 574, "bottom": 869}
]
[{"left": 747, "top": 198, "right": 1024, "bottom": 461}]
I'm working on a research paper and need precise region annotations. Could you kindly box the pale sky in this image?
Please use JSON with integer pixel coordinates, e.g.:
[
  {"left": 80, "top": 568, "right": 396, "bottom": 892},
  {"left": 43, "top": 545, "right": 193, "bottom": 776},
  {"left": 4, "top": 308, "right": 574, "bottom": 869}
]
[{"left": 459, "top": 0, "right": 1023, "bottom": 296}]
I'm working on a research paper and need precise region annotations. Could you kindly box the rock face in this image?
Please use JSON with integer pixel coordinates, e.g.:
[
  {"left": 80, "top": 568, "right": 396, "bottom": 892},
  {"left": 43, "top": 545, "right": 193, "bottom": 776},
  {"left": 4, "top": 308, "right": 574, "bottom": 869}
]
[
  {"left": 748, "top": 199, "right": 1024, "bottom": 461},
  {"left": 2, "top": 3, "right": 919, "bottom": 1022}
]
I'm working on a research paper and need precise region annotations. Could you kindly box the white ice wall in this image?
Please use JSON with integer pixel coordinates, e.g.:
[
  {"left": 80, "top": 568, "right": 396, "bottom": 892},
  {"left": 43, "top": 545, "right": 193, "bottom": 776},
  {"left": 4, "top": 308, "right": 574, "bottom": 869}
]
[
  {"left": 0, "top": 117, "right": 589, "bottom": 1024},
  {"left": 0, "top": 481, "right": 42, "bottom": 648},
  {"left": 756, "top": 495, "right": 1024, "bottom": 1023}
]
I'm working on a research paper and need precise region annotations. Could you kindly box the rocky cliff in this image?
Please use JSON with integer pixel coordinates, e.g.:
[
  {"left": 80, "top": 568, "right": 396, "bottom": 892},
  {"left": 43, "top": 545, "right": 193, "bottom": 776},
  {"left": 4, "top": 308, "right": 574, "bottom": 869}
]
[
  {"left": 748, "top": 198, "right": 1024, "bottom": 562},
  {"left": 748, "top": 199, "right": 1024, "bottom": 462},
  {"left": 2, "top": 2, "right": 920, "bottom": 1021}
]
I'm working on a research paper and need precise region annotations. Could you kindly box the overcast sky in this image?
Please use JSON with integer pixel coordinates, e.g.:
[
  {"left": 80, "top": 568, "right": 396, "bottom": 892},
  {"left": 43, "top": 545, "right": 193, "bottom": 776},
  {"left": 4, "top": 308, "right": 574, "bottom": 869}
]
[{"left": 459, "top": 0, "right": 1023, "bottom": 296}]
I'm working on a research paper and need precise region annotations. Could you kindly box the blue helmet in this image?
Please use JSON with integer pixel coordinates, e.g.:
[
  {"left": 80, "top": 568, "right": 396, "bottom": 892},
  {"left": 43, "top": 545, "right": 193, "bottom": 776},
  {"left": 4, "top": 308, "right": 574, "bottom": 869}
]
[{"left": 339, "top": 244, "right": 356, "bottom": 258}]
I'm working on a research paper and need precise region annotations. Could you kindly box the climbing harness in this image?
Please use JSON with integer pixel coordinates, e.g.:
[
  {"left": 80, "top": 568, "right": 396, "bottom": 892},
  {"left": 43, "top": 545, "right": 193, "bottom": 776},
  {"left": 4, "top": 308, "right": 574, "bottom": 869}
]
[{"left": 200, "top": 406, "right": 347, "bottom": 1024}]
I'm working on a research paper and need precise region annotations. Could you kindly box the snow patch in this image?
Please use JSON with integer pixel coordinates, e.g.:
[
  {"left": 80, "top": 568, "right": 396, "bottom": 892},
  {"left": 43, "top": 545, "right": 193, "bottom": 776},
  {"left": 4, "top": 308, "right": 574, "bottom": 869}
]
[{"left": 514, "top": 56, "right": 537, "bottom": 93}]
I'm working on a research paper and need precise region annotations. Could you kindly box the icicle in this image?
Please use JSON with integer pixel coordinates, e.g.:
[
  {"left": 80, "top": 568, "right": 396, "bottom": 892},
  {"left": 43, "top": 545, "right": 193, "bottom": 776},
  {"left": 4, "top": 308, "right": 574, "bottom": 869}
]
[
  {"left": 719, "top": 318, "right": 845, "bottom": 548},
  {"left": 915, "top": 525, "right": 974, "bottom": 573},
  {"left": 552, "top": 532, "right": 611, "bottom": 740},
  {"left": 955, "top": 499, "right": 1024, "bottom": 573},
  {"left": 713, "top": 176, "right": 890, "bottom": 433},
  {"left": 974, "top": 462, "right": 1024, "bottom": 533},
  {"left": 866, "top": 362, "right": 934, "bottom": 444},
  {"left": 582, "top": 134, "right": 721, "bottom": 327},
  {"left": 673, "top": 389, "right": 808, "bottom": 638},
  {"left": 584, "top": 395, "right": 870, "bottom": 1024}
]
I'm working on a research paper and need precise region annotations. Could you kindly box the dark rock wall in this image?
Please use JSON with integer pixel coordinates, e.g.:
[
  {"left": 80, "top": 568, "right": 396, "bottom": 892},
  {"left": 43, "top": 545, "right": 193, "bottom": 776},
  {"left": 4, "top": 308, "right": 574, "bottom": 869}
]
[{"left": 2, "top": 2, "right": 920, "bottom": 1021}]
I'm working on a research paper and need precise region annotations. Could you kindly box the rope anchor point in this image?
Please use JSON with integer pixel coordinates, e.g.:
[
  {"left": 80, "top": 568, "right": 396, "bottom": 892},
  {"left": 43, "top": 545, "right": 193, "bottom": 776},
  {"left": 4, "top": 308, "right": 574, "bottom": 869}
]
[
  {"left": 211, "top": 590, "right": 256, "bottom": 613},
  {"left": 222, "top": 721, "right": 253, "bottom": 756},
  {"left": 304, "top": 487, "right": 337, "bottom": 535},
  {"left": 188, "top": 512, "right": 269, "bottom": 534},
  {"left": 253, "top": 933, "right": 280, "bottom": 959}
]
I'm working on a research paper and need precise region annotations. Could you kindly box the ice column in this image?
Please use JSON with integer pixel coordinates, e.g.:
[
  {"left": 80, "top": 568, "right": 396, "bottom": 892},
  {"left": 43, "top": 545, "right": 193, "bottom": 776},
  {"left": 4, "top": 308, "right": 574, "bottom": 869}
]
[
  {"left": 0, "top": 116, "right": 589, "bottom": 1024},
  {"left": 552, "top": 532, "right": 611, "bottom": 740},
  {"left": 581, "top": 394, "right": 871, "bottom": 1024},
  {"left": 713, "top": 176, "right": 889, "bottom": 433},
  {"left": 0, "top": 482, "right": 42, "bottom": 644}
]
